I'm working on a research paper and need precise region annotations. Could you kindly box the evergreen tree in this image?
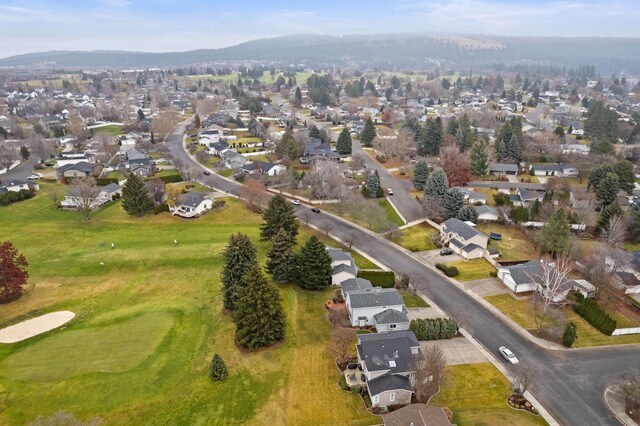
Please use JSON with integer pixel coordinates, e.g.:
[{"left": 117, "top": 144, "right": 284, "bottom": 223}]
[
  {"left": 221, "top": 233, "right": 259, "bottom": 311},
  {"left": 470, "top": 138, "right": 489, "bottom": 176},
  {"left": 540, "top": 209, "right": 571, "bottom": 255},
  {"left": 294, "top": 87, "right": 302, "bottom": 107},
  {"left": 260, "top": 194, "right": 299, "bottom": 241},
  {"left": 457, "top": 205, "right": 478, "bottom": 223},
  {"left": 591, "top": 138, "right": 615, "bottom": 156},
  {"left": 588, "top": 164, "right": 614, "bottom": 190},
  {"left": 458, "top": 114, "right": 474, "bottom": 150},
  {"left": 365, "top": 171, "right": 381, "bottom": 199},
  {"left": 309, "top": 125, "right": 321, "bottom": 139},
  {"left": 430, "top": 117, "right": 444, "bottom": 155},
  {"left": 235, "top": 265, "right": 286, "bottom": 350},
  {"left": 20, "top": 145, "right": 29, "bottom": 160},
  {"left": 455, "top": 128, "right": 466, "bottom": 152},
  {"left": 506, "top": 133, "right": 522, "bottom": 163},
  {"left": 209, "top": 354, "right": 228, "bottom": 381},
  {"left": 562, "top": 322, "right": 577, "bottom": 348},
  {"left": 412, "top": 160, "right": 430, "bottom": 190},
  {"left": 444, "top": 188, "right": 464, "bottom": 219},
  {"left": 510, "top": 206, "right": 530, "bottom": 223},
  {"left": 585, "top": 100, "right": 619, "bottom": 142},
  {"left": 595, "top": 172, "right": 619, "bottom": 206},
  {"left": 336, "top": 128, "right": 352, "bottom": 155},
  {"left": 296, "top": 236, "right": 332, "bottom": 290},
  {"left": 361, "top": 117, "right": 376, "bottom": 147},
  {"left": 597, "top": 203, "right": 623, "bottom": 231},
  {"left": 423, "top": 167, "right": 449, "bottom": 200},
  {"left": 627, "top": 207, "right": 640, "bottom": 243},
  {"left": 275, "top": 131, "right": 299, "bottom": 159},
  {"left": 121, "top": 172, "right": 153, "bottom": 216},
  {"left": 614, "top": 160, "right": 635, "bottom": 194},
  {"left": 266, "top": 228, "right": 297, "bottom": 284},
  {"left": 446, "top": 116, "right": 458, "bottom": 136}
]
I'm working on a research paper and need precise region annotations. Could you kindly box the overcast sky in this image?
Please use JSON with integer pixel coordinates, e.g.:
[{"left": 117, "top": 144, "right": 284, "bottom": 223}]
[{"left": 1, "top": 0, "right": 639, "bottom": 57}]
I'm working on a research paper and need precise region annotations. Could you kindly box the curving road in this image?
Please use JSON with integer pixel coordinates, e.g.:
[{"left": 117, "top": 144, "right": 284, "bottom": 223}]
[{"left": 167, "top": 121, "right": 639, "bottom": 426}]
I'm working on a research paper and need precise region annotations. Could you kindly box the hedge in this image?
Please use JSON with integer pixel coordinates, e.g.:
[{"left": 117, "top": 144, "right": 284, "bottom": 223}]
[
  {"left": 409, "top": 318, "right": 458, "bottom": 340},
  {"left": 573, "top": 295, "right": 617, "bottom": 336},
  {"left": 356, "top": 270, "right": 395, "bottom": 288},
  {"left": 153, "top": 173, "right": 183, "bottom": 183},
  {"left": 0, "top": 189, "right": 34, "bottom": 206},
  {"left": 435, "top": 263, "right": 459, "bottom": 277},
  {"left": 96, "top": 177, "right": 119, "bottom": 186}
]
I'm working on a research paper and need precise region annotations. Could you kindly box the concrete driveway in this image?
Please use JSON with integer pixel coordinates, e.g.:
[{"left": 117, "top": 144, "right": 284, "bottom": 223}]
[
  {"left": 407, "top": 306, "right": 448, "bottom": 321},
  {"left": 413, "top": 249, "right": 463, "bottom": 266},
  {"left": 422, "top": 337, "right": 487, "bottom": 366},
  {"left": 461, "top": 278, "right": 512, "bottom": 297}
]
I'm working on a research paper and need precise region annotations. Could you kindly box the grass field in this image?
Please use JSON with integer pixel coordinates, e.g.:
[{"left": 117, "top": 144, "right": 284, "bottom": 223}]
[
  {"left": 93, "top": 125, "right": 123, "bottom": 137},
  {"left": 485, "top": 294, "right": 640, "bottom": 348},
  {"left": 389, "top": 223, "right": 438, "bottom": 252},
  {"left": 476, "top": 224, "right": 538, "bottom": 261},
  {"left": 445, "top": 259, "right": 497, "bottom": 282},
  {"left": 379, "top": 199, "right": 405, "bottom": 226},
  {"left": 433, "top": 363, "right": 548, "bottom": 426},
  {"left": 0, "top": 184, "right": 379, "bottom": 425}
]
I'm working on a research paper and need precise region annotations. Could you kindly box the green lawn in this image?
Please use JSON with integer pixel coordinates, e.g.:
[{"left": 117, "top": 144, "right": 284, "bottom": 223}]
[
  {"left": 388, "top": 223, "right": 438, "bottom": 252},
  {"left": 93, "top": 125, "right": 123, "bottom": 137},
  {"left": 433, "top": 363, "right": 548, "bottom": 426},
  {"left": 379, "top": 199, "right": 405, "bottom": 226},
  {"left": 445, "top": 259, "right": 497, "bottom": 282},
  {"left": 219, "top": 169, "right": 234, "bottom": 177},
  {"left": 0, "top": 185, "right": 379, "bottom": 425},
  {"left": 152, "top": 169, "right": 182, "bottom": 179},
  {"left": 476, "top": 224, "right": 539, "bottom": 261},
  {"left": 399, "top": 290, "right": 429, "bottom": 308},
  {"left": 485, "top": 294, "right": 640, "bottom": 348}
]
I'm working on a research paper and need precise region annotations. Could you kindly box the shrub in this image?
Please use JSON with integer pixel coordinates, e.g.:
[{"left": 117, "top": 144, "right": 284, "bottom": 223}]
[
  {"left": 338, "top": 374, "right": 349, "bottom": 390},
  {"left": 0, "top": 189, "right": 34, "bottom": 206},
  {"left": 573, "top": 297, "right": 617, "bottom": 335},
  {"left": 489, "top": 271, "right": 498, "bottom": 277},
  {"left": 493, "top": 192, "right": 512, "bottom": 206},
  {"left": 156, "top": 173, "right": 183, "bottom": 183},
  {"left": 435, "top": 263, "right": 459, "bottom": 277},
  {"left": 153, "top": 203, "right": 169, "bottom": 215},
  {"left": 96, "top": 177, "right": 119, "bottom": 186},
  {"left": 212, "top": 200, "right": 226, "bottom": 209},
  {"left": 563, "top": 322, "right": 577, "bottom": 347},
  {"left": 357, "top": 270, "right": 395, "bottom": 288},
  {"left": 209, "top": 354, "right": 228, "bottom": 381},
  {"left": 410, "top": 318, "right": 458, "bottom": 340}
]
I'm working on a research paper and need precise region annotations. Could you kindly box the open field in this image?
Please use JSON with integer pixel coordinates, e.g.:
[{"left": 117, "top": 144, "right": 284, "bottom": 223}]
[
  {"left": 433, "top": 363, "right": 548, "bottom": 426},
  {"left": 485, "top": 294, "right": 640, "bottom": 347},
  {"left": 476, "top": 224, "right": 539, "bottom": 261},
  {"left": 388, "top": 223, "right": 438, "bottom": 252},
  {"left": 0, "top": 185, "right": 378, "bottom": 425},
  {"left": 92, "top": 125, "right": 123, "bottom": 137},
  {"left": 445, "top": 259, "right": 497, "bottom": 282}
]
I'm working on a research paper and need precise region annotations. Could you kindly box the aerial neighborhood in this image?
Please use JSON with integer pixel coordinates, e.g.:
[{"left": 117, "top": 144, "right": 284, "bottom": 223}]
[{"left": 1, "top": 15, "right": 640, "bottom": 426}]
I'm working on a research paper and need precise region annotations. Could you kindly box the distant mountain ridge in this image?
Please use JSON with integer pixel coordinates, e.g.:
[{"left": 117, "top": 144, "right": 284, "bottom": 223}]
[{"left": 1, "top": 33, "right": 640, "bottom": 72}]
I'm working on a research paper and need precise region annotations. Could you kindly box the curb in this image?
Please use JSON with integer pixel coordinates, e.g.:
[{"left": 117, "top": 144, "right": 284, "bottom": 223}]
[
  {"left": 604, "top": 385, "right": 637, "bottom": 426},
  {"left": 386, "top": 196, "right": 408, "bottom": 225}
]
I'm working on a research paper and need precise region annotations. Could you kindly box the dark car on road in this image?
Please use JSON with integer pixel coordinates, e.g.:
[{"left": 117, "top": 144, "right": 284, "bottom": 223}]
[
  {"left": 311, "top": 207, "right": 320, "bottom": 213},
  {"left": 203, "top": 170, "right": 211, "bottom": 175}
]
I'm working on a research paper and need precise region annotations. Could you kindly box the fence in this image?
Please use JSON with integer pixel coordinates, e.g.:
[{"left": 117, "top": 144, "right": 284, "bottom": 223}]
[{"left": 612, "top": 327, "right": 640, "bottom": 336}]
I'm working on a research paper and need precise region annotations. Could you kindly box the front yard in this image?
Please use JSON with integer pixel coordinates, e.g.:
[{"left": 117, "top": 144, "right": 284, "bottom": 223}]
[
  {"left": 485, "top": 294, "right": 640, "bottom": 347},
  {"left": 388, "top": 222, "right": 438, "bottom": 252},
  {"left": 399, "top": 290, "right": 430, "bottom": 308},
  {"left": 433, "top": 363, "right": 548, "bottom": 426},
  {"left": 445, "top": 259, "right": 497, "bottom": 282}
]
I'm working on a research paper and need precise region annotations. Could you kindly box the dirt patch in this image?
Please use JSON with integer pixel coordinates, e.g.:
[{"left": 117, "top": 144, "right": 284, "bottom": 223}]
[{"left": 0, "top": 311, "right": 75, "bottom": 343}]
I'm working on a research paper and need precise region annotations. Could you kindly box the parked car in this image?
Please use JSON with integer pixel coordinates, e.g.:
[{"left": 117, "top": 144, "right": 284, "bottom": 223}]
[
  {"left": 203, "top": 171, "right": 211, "bottom": 175},
  {"left": 498, "top": 346, "right": 519, "bottom": 364},
  {"left": 387, "top": 188, "right": 394, "bottom": 196},
  {"left": 291, "top": 199, "right": 301, "bottom": 206},
  {"left": 27, "top": 174, "right": 40, "bottom": 180},
  {"left": 439, "top": 249, "right": 454, "bottom": 256},
  {"left": 311, "top": 207, "right": 320, "bottom": 213}
]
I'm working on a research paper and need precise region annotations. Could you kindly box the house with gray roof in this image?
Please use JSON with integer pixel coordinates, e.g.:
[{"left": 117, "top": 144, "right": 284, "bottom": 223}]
[
  {"left": 56, "top": 161, "right": 95, "bottom": 179},
  {"left": 340, "top": 278, "right": 373, "bottom": 300},
  {"left": 530, "top": 163, "right": 563, "bottom": 176},
  {"left": 510, "top": 188, "right": 544, "bottom": 207},
  {"left": 475, "top": 205, "right": 499, "bottom": 222},
  {"left": 346, "top": 287, "right": 406, "bottom": 327},
  {"left": 440, "top": 218, "right": 488, "bottom": 260},
  {"left": 497, "top": 260, "right": 594, "bottom": 300},
  {"left": 332, "top": 263, "right": 357, "bottom": 286},
  {"left": 374, "top": 309, "right": 410, "bottom": 333},
  {"left": 222, "top": 151, "right": 247, "bottom": 170},
  {"left": 356, "top": 331, "right": 423, "bottom": 409},
  {"left": 489, "top": 163, "right": 519, "bottom": 176},
  {"left": 169, "top": 192, "right": 213, "bottom": 218}
]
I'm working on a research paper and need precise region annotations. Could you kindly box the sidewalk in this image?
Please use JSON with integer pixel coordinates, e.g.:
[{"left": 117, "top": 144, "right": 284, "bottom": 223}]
[{"left": 604, "top": 385, "right": 636, "bottom": 426}]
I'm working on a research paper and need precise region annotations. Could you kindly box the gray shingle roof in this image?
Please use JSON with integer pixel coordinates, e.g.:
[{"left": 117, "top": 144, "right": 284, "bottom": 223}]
[
  {"left": 489, "top": 163, "right": 518, "bottom": 172},
  {"left": 449, "top": 238, "right": 464, "bottom": 249},
  {"left": 341, "top": 278, "right": 373, "bottom": 295},
  {"left": 326, "top": 247, "right": 354, "bottom": 263},
  {"left": 374, "top": 309, "right": 410, "bottom": 325},
  {"left": 475, "top": 205, "right": 498, "bottom": 215},
  {"left": 349, "top": 288, "right": 404, "bottom": 309},
  {"left": 367, "top": 373, "right": 413, "bottom": 396},
  {"left": 357, "top": 331, "right": 420, "bottom": 373},
  {"left": 461, "top": 243, "right": 483, "bottom": 253},
  {"left": 442, "top": 218, "right": 485, "bottom": 241},
  {"left": 333, "top": 263, "right": 357, "bottom": 276},
  {"left": 178, "top": 192, "right": 207, "bottom": 208}
]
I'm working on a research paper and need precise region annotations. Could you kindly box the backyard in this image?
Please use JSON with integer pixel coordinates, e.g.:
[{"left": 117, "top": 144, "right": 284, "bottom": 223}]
[
  {"left": 0, "top": 185, "right": 378, "bottom": 425},
  {"left": 476, "top": 224, "right": 539, "bottom": 261},
  {"left": 485, "top": 294, "right": 640, "bottom": 347},
  {"left": 433, "top": 363, "right": 548, "bottom": 426}
]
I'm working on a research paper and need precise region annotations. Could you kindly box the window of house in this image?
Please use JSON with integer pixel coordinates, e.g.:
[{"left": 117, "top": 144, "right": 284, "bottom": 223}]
[
  {"left": 372, "top": 395, "right": 379, "bottom": 404},
  {"left": 390, "top": 324, "right": 396, "bottom": 329},
  {"left": 389, "top": 393, "right": 395, "bottom": 402}
]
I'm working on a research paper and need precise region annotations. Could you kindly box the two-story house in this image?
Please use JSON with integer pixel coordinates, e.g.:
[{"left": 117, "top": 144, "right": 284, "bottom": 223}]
[{"left": 440, "top": 218, "right": 488, "bottom": 260}]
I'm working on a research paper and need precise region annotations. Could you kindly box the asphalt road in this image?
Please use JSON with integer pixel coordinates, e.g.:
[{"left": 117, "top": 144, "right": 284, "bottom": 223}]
[
  {"left": 167, "top": 121, "right": 639, "bottom": 426},
  {"left": 0, "top": 139, "right": 36, "bottom": 182}
]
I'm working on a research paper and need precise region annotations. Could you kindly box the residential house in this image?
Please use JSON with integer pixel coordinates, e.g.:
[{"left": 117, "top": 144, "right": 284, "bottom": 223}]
[
  {"left": 440, "top": 218, "right": 488, "bottom": 260},
  {"left": 569, "top": 122, "right": 584, "bottom": 135},
  {"left": 240, "top": 161, "right": 286, "bottom": 177},
  {"left": 510, "top": 188, "right": 544, "bottom": 207},
  {"left": 356, "top": 331, "right": 423, "bottom": 409},
  {"left": 327, "top": 247, "right": 355, "bottom": 269},
  {"left": 57, "top": 162, "right": 95, "bottom": 179},
  {"left": 497, "top": 260, "right": 594, "bottom": 300},
  {"left": 345, "top": 287, "right": 406, "bottom": 327},
  {"left": 559, "top": 163, "right": 578, "bottom": 177},
  {"left": 489, "top": 163, "right": 519, "bottom": 176},
  {"left": 60, "top": 183, "right": 121, "bottom": 210},
  {"left": 383, "top": 404, "right": 453, "bottom": 426},
  {"left": 169, "top": 192, "right": 213, "bottom": 218},
  {"left": 530, "top": 163, "right": 563, "bottom": 176},
  {"left": 340, "top": 278, "right": 373, "bottom": 300},
  {"left": 332, "top": 263, "right": 358, "bottom": 286},
  {"left": 454, "top": 187, "right": 487, "bottom": 205},
  {"left": 206, "top": 141, "right": 230, "bottom": 156},
  {"left": 222, "top": 151, "right": 247, "bottom": 170},
  {"left": 300, "top": 138, "right": 341, "bottom": 164},
  {"left": 0, "top": 179, "right": 38, "bottom": 193},
  {"left": 562, "top": 144, "right": 590, "bottom": 155},
  {"left": 475, "top": 205, "right": 499, "bottom": 222}
]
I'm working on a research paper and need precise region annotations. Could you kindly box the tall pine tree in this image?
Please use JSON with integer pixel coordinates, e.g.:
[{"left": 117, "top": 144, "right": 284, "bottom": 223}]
[
  {"left": 470, "top": 138, "right": 489, "bottom": 176},
  {"left": 423, "top": 167, "right": 449, "bottom": 200},
  {"left": 235, "top": 265, "right": 286, "bottom": 350},
  {"left": 412, "top": 160, "right": 430, "bottom": 190},
  {"left": 296, "top": 236, "right": 332, "bottom": 290},
  {"left": 444, "top": 188, "right": 465, "bottom": 219},
  {"left": 209, "top": 354, "right": 228, "bottom": 381},
  {"left": 121, "top": 172, "right": 154, "bottom": 216},
  {"left": 260, "top": 194, "right": 299, "bottom": 241},
  {"left": 221, "top": 233, "right": 259, "bottom": 311},
  {"left": 540, "top": 209, "right": 571, "bottom": 255},
  {"left": 361, "top": 117, "right": 376, "bottom": 147},
  {"left": 595, "top": 172, "right": 619, "bottom": 206},
  {"left": 336, "top": 128, "right": 352, "bottom": 155},
  {"left": 614, "top": 160, "right": 635, "bottom": 194},
  {"left": 365, "top": 171, "right": 381, "bottom": 199},
  {"left": 266, "top": 228, "right": 297, "bottom": 284}
]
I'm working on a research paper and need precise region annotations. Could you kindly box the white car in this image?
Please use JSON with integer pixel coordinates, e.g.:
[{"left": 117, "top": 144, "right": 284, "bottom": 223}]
[
  {"left": 290, "top": 199, "right": 301, "bottom": 206},
  {"left": 498, "top": 346, "right": 519, "bottom": 364},
  {"left": 27, "top": 174, "right": 41, "bottom": 180}
]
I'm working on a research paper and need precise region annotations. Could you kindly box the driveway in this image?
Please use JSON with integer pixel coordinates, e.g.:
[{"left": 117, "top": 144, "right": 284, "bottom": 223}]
[
  {"left": 407, "top": 306, "right": 448, "bottom": 321},
  {"left": 413, "top": 249, "right": 463, "bottom": 266},
  {"left": 461, "top": 278, "right": 512, "bottom": 297},
  {"left": 422, "top": 337, "right": 487, "bottom": 366}
]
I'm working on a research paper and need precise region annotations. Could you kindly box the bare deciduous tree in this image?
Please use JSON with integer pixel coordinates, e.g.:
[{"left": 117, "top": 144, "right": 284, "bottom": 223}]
[
  {"left": 510, "top": 361, "right": 538, "bottom": 395},
  {"left": 326, "top": 308, "right": 350, "bottom": 328},
  {"left": 69, "top": 177, "right": 100, "bottom": 221},
  {"left": 151, "top": 108, "right": 180, "bottom": 142},
  {"left": 66, "top": 109, "right": 87, "bottom": 141},
  {"left": 299, "top": 208, "right": 312, "bottom": 226},
  {"left": 239, "top": 178, "right": 269, "bottom": 213},
  {"left": 165, "top": 183, "right": 182, "bottom": 209},
  {"left": 343, "top": 230, "right": 359, "bottom": 251},
  {"left": 602, "top": 215, "right": 626, "bottom": 248},
  {"left": 146, "top": 178, "right": 166, "bottom": 205},
  {"left": 527, "top": 256, "right": 573, "bottom": 334},
  {"left": 327, "top": 327, "right": 356, "bottom": 365},
  {"left": 0, "top": 143, "right": 18, "bottom": 171},
  {"left": 414, "top": 345, "right": 445, "bottom": 403}
]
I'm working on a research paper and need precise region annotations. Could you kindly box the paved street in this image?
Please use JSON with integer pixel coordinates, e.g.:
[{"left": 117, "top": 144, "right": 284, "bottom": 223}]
[
  {"left": 167, "top": 121, "right": 640, "bottom": 426},
  {"left": 0, "top": 140, "right": 37, "bottom": 182}
]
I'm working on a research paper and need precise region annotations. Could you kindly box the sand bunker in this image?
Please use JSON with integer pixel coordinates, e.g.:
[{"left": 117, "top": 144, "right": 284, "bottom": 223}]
[{"left": 0, "top": 311, "right": 75, "bottom": 343}]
